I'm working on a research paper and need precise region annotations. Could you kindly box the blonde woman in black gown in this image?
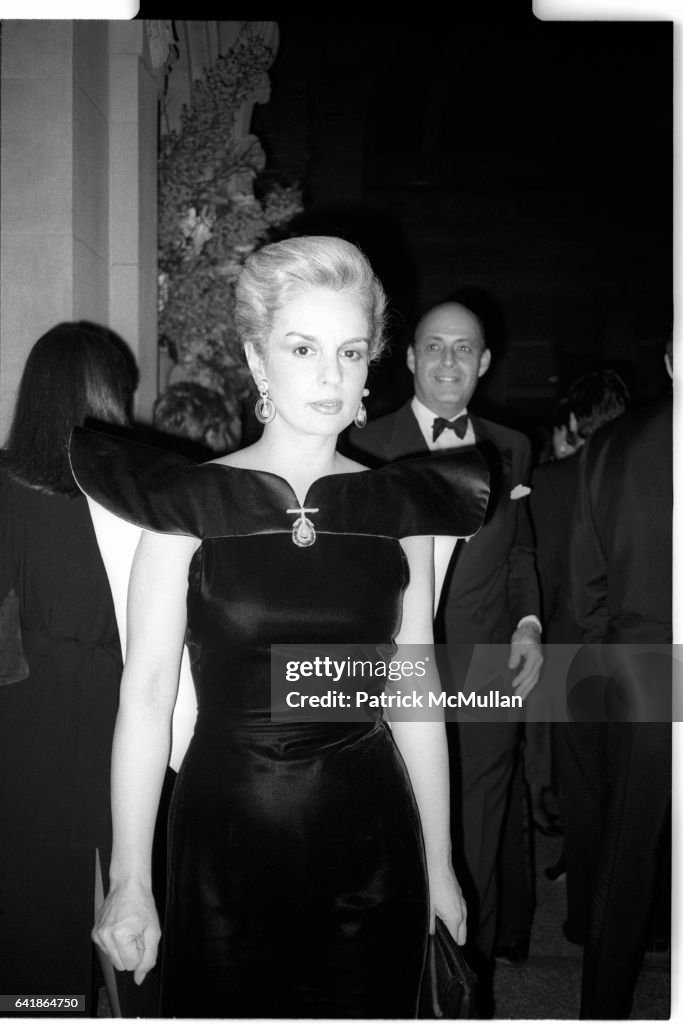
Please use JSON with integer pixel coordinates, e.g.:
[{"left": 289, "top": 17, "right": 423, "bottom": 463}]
[{"left": 74, "top": 237, "right": 489, "bottom": 1018}]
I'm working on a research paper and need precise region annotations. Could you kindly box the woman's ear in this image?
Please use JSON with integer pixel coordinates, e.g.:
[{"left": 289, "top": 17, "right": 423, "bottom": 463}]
[{"left": 244, "top": 342, "right": 265, "bottom": 381}]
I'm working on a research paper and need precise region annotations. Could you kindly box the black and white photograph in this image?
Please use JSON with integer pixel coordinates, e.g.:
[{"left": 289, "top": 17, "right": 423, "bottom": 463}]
[{"left": 0, "top": 5, "right": 674, "bottom": 1020}]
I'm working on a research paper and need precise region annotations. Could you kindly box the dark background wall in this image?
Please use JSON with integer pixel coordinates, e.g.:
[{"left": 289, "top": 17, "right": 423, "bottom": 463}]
[{"left": 252, "top": 16, "right": 672, "bottom": 446}]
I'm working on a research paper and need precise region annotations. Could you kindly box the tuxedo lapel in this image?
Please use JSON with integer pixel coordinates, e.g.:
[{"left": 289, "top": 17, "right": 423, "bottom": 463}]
[
  {"left": 469, "top": 414, "right": 490, "bottom": 445},
  {"left": 470, "top": 416, "right": 513, "bottom": 473},
  {"left": 467, "top": 416, "right": 512, "bottom": 527}
]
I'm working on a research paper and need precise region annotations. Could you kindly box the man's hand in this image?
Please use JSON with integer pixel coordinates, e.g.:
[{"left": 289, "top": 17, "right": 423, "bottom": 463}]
[{"left": 508, "top": 622, "right": 543, "bottom": 700}]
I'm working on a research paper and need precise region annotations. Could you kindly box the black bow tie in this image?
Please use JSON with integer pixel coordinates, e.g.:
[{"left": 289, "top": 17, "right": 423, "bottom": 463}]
[{"left": 432, "top": 414, "right": 469, "bottom": 442}]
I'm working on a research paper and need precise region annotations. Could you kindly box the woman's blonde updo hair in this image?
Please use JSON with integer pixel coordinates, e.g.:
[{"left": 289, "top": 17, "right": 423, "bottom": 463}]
[{"left": 234, "top": 235, "right": 388, "bottom": 362}]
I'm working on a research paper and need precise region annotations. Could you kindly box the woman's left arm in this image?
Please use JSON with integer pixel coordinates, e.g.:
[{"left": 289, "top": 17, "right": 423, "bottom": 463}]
[{"left": 390, "top": 534, "right": 467, "bottom": 945}]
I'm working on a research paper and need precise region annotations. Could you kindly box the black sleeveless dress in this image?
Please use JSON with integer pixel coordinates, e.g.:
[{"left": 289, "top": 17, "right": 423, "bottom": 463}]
[{"left": 69, "top": 427, "right": 489, "bottom": 1019}]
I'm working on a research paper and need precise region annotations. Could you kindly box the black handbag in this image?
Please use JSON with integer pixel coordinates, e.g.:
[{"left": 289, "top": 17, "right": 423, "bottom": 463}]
[{"left": 418, "top": 917, "right": 478, "bottom": 1019}]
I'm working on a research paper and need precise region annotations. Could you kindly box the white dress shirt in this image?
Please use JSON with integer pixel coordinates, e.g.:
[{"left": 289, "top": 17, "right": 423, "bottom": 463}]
[{"left": 411, "top": 396, "right": 476, "bottom": 451}]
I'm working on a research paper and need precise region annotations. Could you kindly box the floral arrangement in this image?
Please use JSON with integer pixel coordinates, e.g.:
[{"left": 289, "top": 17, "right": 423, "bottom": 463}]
[{"left": 157, "top": 23, "right": 303, "bottom": 447}]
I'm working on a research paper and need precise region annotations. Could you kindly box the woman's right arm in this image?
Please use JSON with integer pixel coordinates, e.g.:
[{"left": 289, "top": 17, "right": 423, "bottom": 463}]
[{"left": 92, "top": 528, "right": 199, "bottom": 985}]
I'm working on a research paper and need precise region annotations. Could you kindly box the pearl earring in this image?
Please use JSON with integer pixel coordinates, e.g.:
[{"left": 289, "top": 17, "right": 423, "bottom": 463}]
[
  {"left": 354, "top": 388, "right": 370, "bottom": 429},
  {"left": 255, "top": 380, "right": 275, "bottom": 424}
]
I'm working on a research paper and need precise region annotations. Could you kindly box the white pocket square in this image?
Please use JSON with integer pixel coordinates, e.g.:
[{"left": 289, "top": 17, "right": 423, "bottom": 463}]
[{"left": 510, "top": 484, "right": 531, "bottom": 500}]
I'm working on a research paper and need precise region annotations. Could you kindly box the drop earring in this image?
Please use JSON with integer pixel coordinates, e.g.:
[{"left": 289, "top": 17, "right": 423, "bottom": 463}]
[
  {"left": 354, "top": 388, "right": 369, "bottom": 429},
  {"left": 255, "top": 380, "right": 276, "bottom": 424}
]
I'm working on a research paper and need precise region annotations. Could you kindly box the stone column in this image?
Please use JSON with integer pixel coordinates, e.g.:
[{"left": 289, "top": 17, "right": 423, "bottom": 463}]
[
  {"left": 0, "top": 19, "right": 161, "bottom": 439},
  {"left": 108, "top": 22, "right": 160, "bottom": 422},
  {"left": 1, "top": 21, "right": 110, "bottom": 438}
]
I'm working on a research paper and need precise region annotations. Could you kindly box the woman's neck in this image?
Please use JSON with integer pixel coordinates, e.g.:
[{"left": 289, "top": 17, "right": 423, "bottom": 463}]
[{"left": 235, "top": 425, "right": 344, "bottom": 504}]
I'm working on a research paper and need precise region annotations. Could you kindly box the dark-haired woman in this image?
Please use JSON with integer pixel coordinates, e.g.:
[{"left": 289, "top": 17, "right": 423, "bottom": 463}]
[{"left": 0, "top": 321, "right": 137, "bottom": 1014}]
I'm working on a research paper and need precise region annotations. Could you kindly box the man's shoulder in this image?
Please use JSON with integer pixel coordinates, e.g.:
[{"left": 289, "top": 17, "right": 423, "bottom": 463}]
[
  {"left": 347, "top": 410, "right": 397, "bottom": 452},
  {"left": 347, "top": 401, "right": 418, "bottom": 460},
  {"left": 605, "top": 391, "right": 671, "bottom": 445},
  {"left": 592, "top": 391, "right": 670, "bottom": 449},
  {"left": 362, "top": 404, "right": 407, "bottom": 436},
  {"left": 585, "top": 391, "right": 672, "bottom": 478},
  {"left": 473, "top": 415, "right": 531, "bottom": 454}
]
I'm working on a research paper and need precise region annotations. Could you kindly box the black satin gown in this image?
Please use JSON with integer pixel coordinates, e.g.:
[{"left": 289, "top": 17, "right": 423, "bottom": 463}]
[{"left": 70, "top": 427, "right": 489, "bottom": 1019}]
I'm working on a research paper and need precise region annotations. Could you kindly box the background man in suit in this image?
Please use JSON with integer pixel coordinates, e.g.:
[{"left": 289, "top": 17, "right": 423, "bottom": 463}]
[
  {"left": 348, "top": 301, "right": 543, "bottom": 1005},
  {"left": 527, "top": 370, "right": 630, "bottom": 891},
  {"left": 567, "top": 343, "right": 673, "bottom": 1018}
]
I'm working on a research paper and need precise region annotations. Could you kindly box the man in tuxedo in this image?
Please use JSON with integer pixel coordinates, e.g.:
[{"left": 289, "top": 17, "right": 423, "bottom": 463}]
[
  {"left": 348, "top": 301, "right": 543, "bottom": 994},
  {"left": 527, "top": 370, "right": 629, "bottom": 893},
  {"left": 568, "top": 347, "right": 673, "bottom": 1018}
]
